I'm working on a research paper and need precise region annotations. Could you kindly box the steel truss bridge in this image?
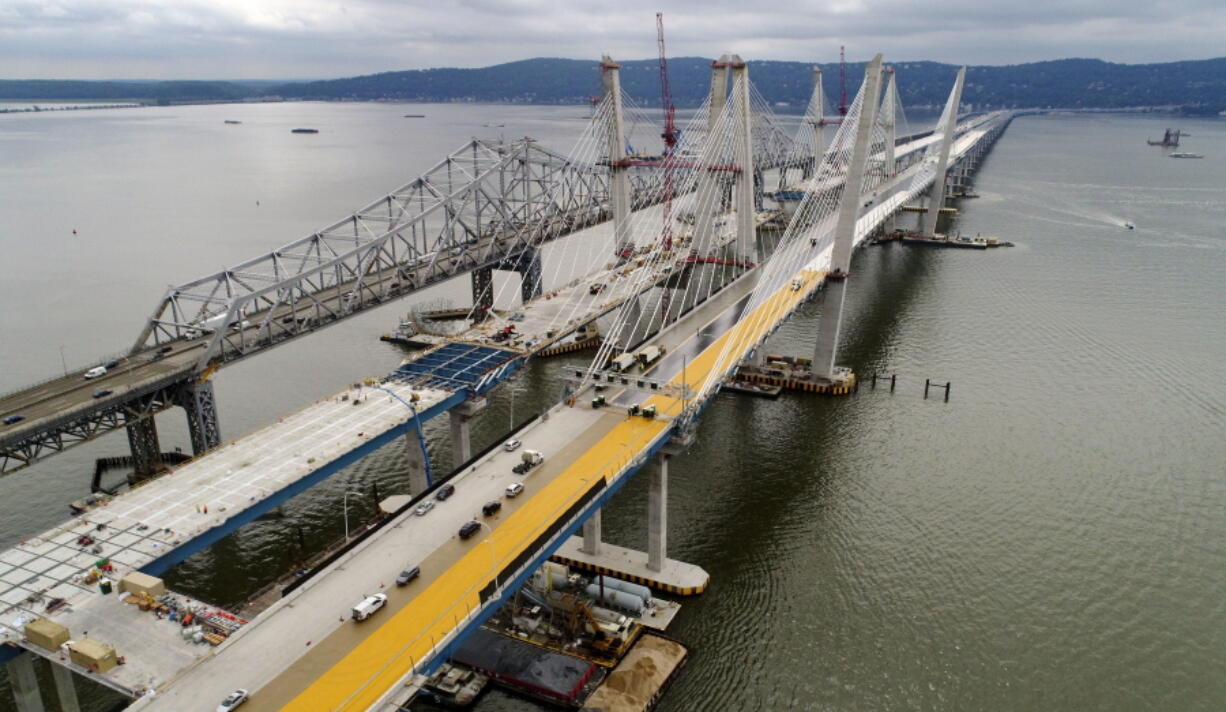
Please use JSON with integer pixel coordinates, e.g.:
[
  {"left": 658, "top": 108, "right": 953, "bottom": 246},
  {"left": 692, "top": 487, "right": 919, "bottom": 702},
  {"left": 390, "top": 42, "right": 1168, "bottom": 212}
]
[{"left": 0, "top": 100, "right": 799, "bottom": 477}]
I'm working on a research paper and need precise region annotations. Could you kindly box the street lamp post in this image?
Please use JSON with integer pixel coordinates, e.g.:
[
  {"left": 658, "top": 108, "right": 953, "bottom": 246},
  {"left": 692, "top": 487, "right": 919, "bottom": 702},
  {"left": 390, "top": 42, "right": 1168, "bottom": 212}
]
[
  {"left": 343, "top": 490, "right": 362, "bottom": 540},
  {"left": 59, "top": 346, "right": 68, "bottom": 377}
]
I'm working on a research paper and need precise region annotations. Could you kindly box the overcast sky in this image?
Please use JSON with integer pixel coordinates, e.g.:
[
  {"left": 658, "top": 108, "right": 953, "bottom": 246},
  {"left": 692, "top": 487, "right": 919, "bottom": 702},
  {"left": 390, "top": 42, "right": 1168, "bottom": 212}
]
[{"left": 3, "top": 0, "right": 1224, "bottom": 80}]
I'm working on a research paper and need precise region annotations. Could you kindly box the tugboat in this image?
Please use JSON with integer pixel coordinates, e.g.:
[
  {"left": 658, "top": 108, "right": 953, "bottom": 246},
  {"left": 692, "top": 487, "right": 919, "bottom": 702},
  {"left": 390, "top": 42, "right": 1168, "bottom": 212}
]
[{"left": 1124, "top": 222, "right": 1135, "bottom": 230}]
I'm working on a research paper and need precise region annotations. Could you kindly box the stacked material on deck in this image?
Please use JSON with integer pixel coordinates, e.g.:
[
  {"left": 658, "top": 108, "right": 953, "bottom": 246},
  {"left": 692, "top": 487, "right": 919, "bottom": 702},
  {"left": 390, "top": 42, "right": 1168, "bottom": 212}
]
[
  {"left": 24, "top": 618, "right": 69, "bottom": 652},
  {"left": 583, "top": 633, "right": 688, "bottom": 712}
]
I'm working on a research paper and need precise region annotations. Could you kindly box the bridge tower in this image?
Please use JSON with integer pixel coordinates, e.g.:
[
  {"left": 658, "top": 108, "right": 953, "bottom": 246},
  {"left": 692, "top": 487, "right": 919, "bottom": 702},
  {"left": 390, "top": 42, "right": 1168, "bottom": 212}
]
[
  {"left": 691, "top": 55, "right": 732, "bottom": 259},
  {"left": 920, "top": 66, "right": 967, "bottom": 238},
  {"left": 730, "top": 56, "right": 757, "bottom": 264},
  {"left": 879, "top": 67, "right": 898, "bottom": 233},
  {"left": 807, "top": 66, "right": 825, "bottom": 179},
  {"left": 811, "top": 53, "right": 884, "bottom": 383},
  {"left": 602, "top": 55, "right": 633, "bottom": 258}
]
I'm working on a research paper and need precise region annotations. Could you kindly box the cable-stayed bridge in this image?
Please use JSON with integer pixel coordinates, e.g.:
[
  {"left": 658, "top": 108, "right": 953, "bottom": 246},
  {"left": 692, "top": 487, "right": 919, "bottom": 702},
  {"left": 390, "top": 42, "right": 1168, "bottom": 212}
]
[{"left": 0, "top": 53, "right": 1011, "bottom": 712}]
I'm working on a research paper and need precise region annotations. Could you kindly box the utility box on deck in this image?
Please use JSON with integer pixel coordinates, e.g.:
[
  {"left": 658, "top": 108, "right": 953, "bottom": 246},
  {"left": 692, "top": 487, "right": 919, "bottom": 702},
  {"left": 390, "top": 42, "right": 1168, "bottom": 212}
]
[
  {"left": 69, "top": 638, "right": 118, "bottom": 672},
  {"left": 24, "top": 618, "right": 69, "bottom": 652},
  {"left": 119, "top": 571, "right": 166, "bottom": 597}
]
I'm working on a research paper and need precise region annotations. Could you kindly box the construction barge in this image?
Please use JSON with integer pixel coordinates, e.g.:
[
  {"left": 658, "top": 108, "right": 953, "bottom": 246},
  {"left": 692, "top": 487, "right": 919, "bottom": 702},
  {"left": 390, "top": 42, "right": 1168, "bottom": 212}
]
[{"left": 430, "top": 562, "right": 688, "bottom": 710}]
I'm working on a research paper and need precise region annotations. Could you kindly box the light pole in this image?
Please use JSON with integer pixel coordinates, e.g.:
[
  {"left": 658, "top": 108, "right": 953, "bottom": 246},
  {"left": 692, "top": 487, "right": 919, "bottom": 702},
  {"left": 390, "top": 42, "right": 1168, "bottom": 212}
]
[
  {"left": 342, "top": 490, "right": 362, "bottom": 540},
  {"left": 59, "top": 346, "right": 68, "bottom": 377}
]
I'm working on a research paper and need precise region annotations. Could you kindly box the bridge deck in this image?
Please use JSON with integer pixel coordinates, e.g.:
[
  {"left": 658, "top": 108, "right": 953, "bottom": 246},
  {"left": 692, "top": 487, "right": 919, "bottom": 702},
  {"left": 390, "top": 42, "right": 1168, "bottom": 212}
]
[{"left": 0, "top": 379, "right": 455, "bottom": 693}]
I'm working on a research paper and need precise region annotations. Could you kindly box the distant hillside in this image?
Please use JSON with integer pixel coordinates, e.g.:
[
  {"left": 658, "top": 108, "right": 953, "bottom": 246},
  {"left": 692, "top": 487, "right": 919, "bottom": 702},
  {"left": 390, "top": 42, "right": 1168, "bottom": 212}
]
[
  {"left": 269, "top": 56, "right": 1226, "bottom": 113},
  {"left": 0, "top": 79, "right": 253, "bottom": 104},
  {"left": 5, "top": 56, "right": 1226, "bottom": 113}
]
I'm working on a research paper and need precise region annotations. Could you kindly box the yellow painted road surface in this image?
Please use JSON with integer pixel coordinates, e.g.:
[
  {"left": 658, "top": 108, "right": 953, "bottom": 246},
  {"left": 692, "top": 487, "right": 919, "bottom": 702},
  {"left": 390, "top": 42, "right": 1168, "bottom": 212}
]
[{"left": 275, "top": 268, "right": 820, "bottom": 711}]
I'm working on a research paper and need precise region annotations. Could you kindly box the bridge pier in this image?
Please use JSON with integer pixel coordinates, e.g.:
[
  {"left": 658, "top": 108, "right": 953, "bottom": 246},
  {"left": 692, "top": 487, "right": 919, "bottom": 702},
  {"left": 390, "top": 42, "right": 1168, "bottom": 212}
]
[
  {"left": 124, "top": 414, "right": 162, "bottom": 479},
  {"left": 176, "top": 379, "right": 221, "bottom": 456},
  {"left": 405, "top": 429, "right": 431, "bottom": 495},
  {"left": 6, "top": 652, "right": 44, "bottom": 712},
  {"left": 449, "top": 398, "right": 486, "bottom": 466},
  {"left": 581, "top": 509, "right": 602, "bottom": 555},
  {"left": 647, "top": 453, "right": 668, "bottom": 573},
  {"left": 471, "top": 266, "right": 494, "bottom": 322},
  {"left": 518, "top": 250, "right": 543, "bottom": 303},
  {"left": 50, "top": 662, "right": 80, "bottom": 712}
]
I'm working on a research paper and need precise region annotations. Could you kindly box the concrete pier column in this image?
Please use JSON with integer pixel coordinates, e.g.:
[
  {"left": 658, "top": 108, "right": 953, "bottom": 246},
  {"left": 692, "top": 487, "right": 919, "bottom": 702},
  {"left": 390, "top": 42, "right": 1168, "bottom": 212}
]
[
  {"left": 648, "top": 453, "right": 669, "bottom": 572},
  {"left": 449, "top": 398, "right": 486, "bottom": 466},
  {"left": 6, "top": 653, "right": 44, "bottom": 712},
  {"left": 177, "top": 378, "right": 222, "bottom": 456},
  {"left": 50, "top": 663, "right": 80, "bottom": 712},
  {"left": 581, "top": 510, "right": 602, "bottom": 556},
  {"left": 471, "top": 266, "right": 494, "bottom": 322},
  {"left": 405, "top": 430, "right": 430, "bottom": 495},
  {"left": 125, "top": 413, "right": 162, "bottom": 479}
]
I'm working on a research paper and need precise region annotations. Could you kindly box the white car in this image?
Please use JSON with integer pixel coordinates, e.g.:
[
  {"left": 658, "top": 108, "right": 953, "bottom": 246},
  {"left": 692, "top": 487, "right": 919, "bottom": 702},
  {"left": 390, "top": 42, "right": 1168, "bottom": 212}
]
[
  {"left": 352, "top": 593, "right": 388, "bottom": 621},
  {"left": 414, "top": 500, "right": 434, "bottom": 516},
  {"left": 505, "top": 482, "right": 524, "bottom": 498},
  {"left": 216, "top": 689, "right": 249, "bottom": 711},
  {"left": 83, "top": 366, "right": 107, "bottom": 380},
  {"left": 503, "top": 438, "right": 522, "bottom": 452}
]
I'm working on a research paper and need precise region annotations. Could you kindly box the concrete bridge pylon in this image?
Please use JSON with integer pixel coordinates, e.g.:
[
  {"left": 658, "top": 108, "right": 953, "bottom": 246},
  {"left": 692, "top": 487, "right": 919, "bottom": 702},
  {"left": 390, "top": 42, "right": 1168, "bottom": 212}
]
[{"left": 811, "top": 53, "right": 885, "bottom": 382}]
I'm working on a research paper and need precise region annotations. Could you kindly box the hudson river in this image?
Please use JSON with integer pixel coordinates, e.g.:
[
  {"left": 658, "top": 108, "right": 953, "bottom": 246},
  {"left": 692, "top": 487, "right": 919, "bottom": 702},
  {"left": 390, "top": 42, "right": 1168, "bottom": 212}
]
[{"left": 1, "top": 102, "right": 1223, "bottom": 710}]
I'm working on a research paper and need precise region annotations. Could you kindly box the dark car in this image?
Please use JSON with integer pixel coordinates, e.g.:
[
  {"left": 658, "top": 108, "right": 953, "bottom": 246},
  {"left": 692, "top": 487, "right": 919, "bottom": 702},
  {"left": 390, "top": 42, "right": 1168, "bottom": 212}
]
[
  {"left": 104, "top": 360, "right": 120, "bottom": 369},
  {"left": 149, "top": 351, "right": 166, "bottom": 362},
  {"left": 395, "top": 566, "right": 421, "bottom": 586},
  {"left": 157, "top": 345, "right": 173, "bottom": 354},
  {"left": 2, "top": 415, "right": 25, "bottom": 425},
  {"left": 482, "top": 500, "right": 502, "bottom": 517},
  {"left": 92, "top": 389, "right": 113, "bottom": 399},
  {"left": 458, "top": 520, "right": 480, "bottom": 540},
  {"left": 436, "top": 483, "right": 456, "bottom": 501}
]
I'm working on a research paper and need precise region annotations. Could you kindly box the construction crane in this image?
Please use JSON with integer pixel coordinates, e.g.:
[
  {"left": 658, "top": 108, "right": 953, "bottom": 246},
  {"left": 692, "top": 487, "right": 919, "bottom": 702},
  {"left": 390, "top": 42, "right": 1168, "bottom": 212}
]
[{"left": 657, "top": 12, "right": 678, "bottom": 250}]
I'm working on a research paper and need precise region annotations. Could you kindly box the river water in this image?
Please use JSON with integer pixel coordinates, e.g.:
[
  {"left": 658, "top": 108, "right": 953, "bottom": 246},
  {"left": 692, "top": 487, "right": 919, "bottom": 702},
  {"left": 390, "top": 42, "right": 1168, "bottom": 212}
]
[{"left": 1, "top": 103, "right": 1223, "bottom": 711}]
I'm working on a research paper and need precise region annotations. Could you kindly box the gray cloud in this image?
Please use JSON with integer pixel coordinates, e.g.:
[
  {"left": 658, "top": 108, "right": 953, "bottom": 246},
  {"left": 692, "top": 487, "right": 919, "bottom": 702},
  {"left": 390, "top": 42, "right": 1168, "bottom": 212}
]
[{"left": 1, "top": 0, "right": 1223, "bottom": 79}]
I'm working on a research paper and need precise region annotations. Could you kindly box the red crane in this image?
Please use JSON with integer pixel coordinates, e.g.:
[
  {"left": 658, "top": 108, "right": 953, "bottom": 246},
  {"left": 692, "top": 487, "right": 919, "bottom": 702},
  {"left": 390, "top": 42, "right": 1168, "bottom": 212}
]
[{"left": 657, "top": 12, "right": 677, "bottom": 250}]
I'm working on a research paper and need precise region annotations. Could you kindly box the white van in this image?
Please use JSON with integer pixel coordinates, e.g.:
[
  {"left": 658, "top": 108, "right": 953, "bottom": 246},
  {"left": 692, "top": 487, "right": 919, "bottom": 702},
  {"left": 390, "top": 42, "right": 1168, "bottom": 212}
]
[
  {"left": 351, "top": 593, "right": 388, "bottom": 621},
  {"left": 83, "top": 366, "right": 107, "bottom": 380}
]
